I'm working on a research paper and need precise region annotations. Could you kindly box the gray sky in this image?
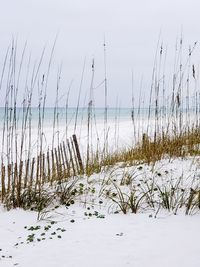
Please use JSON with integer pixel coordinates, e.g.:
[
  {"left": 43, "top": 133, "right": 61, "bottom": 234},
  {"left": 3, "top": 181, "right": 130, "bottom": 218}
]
[{"left": 0, "top": 0, "right": 199, "bottom": 107}]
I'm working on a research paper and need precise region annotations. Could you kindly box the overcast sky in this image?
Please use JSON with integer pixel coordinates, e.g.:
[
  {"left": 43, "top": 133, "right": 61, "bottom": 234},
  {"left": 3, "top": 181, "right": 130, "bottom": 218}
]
[{"left": 0, "top": 0, "right": 199, "bottom": 107}]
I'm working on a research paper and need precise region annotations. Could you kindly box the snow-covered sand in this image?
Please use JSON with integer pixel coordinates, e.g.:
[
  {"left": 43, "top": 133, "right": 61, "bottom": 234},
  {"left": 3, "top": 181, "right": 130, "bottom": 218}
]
[
  {"left": 1, "top": 208, "right": 200, "bottom": 267},
  {"left": 1, "top": 157, "right": 200, "bottom": 267}
]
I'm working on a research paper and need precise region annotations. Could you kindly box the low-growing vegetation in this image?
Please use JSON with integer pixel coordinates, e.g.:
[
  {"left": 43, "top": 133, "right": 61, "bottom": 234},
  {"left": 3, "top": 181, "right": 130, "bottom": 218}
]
[{"left": 0, "top": 38, "right": 200, "bottom": 218}]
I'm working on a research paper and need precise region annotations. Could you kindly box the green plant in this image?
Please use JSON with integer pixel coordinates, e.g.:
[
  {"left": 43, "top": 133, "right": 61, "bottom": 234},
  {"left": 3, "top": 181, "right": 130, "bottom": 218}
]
[
  {"left": 4, "top": 187, "right": 53, "bottom": 211},
  {"left": 56, "top": 178, "right": 79, "bottom": 206},
  {"left": 128, "top": 190, "right": 148, "bottom": 214}
]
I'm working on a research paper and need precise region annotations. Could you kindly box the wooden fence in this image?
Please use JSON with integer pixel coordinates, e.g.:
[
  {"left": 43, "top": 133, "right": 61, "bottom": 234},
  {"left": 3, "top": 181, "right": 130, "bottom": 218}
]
[{"left": 0, "top": 134, "right": 84, "bottom": 202}]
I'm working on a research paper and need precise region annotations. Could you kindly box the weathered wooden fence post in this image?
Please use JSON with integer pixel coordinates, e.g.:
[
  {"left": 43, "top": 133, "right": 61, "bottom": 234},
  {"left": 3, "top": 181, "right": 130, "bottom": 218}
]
[{"left": 72, "top": 134, "right": 84, "bottom": 174}]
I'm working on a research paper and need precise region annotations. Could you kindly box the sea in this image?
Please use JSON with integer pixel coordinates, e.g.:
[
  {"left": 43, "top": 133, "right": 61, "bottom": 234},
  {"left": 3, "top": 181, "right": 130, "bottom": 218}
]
[{"left": 0, "top": 106, "right": 197, "bottom": 160}]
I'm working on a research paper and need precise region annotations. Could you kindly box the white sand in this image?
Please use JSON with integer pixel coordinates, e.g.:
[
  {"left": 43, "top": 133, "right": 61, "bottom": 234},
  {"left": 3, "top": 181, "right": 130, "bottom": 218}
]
[{"left": 1, "top": 157, "right": 200, "bottom": 267}]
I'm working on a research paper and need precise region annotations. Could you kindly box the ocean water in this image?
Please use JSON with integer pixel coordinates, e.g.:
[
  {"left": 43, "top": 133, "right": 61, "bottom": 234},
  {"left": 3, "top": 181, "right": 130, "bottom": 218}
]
[
  {"left": 0, "top": 107, "right": 138, "bottom": 159},
  {"left": 0, "top": 107, "right": 141, "bottom": 128},
  {"left": 0, "top": 106, "right": 198, "bottom": 160}
]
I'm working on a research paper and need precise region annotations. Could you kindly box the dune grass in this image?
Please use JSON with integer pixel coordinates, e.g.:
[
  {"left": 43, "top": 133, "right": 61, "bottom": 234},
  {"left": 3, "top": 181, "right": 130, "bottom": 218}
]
[{"left": 0, "top": 39, "right": 200, "bottom": 216}]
